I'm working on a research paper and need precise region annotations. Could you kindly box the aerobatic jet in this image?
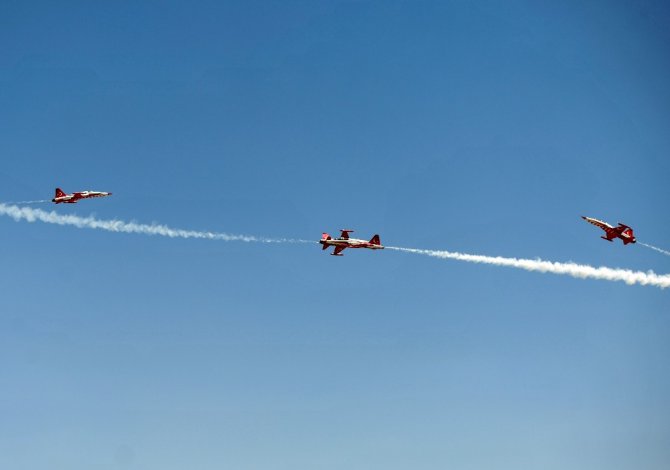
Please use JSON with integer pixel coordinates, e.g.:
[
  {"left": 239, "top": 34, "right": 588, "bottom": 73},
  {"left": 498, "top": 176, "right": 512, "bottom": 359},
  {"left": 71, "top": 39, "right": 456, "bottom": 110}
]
[
  {"left": 52, "top": 187, "right": 112, "bottom": 204},
  {"left": 582, "top": 216, "right": 636, "bottom": 245},
  {"left": 320, "top": 230, "right": 384, "bottom": 256}
]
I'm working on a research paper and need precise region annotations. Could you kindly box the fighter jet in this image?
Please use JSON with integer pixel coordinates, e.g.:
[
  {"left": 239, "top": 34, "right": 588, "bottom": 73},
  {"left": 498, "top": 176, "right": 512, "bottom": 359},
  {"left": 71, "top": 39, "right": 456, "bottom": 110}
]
[
  {"left": 582, "top": 216, "right": 636, "bottom": 245},
  {"left": 320, "top": 230, "right": 384, "bottom": 256},
  {"left": 52, "top": 187, "right": 112, "bottom": 204}
]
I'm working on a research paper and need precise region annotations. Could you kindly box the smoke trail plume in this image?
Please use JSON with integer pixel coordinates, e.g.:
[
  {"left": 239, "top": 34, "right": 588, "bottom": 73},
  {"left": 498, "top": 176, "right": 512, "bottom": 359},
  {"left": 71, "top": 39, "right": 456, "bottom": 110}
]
[
  {"left": 0, "top": 203, "right": 310, "bottom": 244},
  {"left": 387, "top": 246, "right": 670, "bottom": 289},
  {"left": 639, "top": 242, "right": 670, "bottom": 257},
  {"left": 2, "top": 202, "right": 666, "bottom": 288},
  {"left": 3, "top": 200, "right": 51, "bottom": 204}
]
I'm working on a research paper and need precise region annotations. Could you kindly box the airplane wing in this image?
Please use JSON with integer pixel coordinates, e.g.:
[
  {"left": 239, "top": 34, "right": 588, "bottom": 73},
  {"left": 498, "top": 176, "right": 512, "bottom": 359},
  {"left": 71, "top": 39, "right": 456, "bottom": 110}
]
[
  {"left": 602, "top": 231, "right": 617, "bottom": 240},
  {"left": 339, "top": 229, "right": 353, "bottom": 239},
  {"left": 333, "top": 245, "right": 346, "bottom": 256}
]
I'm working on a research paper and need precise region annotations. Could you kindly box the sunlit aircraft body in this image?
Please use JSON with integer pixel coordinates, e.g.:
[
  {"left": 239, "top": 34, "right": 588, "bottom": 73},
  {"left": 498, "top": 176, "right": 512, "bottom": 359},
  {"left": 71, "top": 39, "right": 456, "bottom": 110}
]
[
  {"left": 52, "top": 187, "right": 112, "bottom": 204},
  {"left": 320, "top": 230, "right": 384, "bottom": 256},
  {"left": 582, "top": 216, "right": 636, "bottom": 245}
]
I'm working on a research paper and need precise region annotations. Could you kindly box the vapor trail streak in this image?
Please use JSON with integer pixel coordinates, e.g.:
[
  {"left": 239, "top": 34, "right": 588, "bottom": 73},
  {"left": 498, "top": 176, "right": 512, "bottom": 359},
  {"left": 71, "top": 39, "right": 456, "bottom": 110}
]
[
  {"left": 387, "top": 246, "right": 670, "bottom": 289},
  {"left": 0, "top": 203, "right": 310, "bottom": 244},
  {"left": 639, "top": 242, "right": 670, "bottom": 257},
  {"left": 2, "top": 202, "right": 666, "bottom": 288},
  {"left": 4, "top": 200, "right": 51, "bottom": 204}
]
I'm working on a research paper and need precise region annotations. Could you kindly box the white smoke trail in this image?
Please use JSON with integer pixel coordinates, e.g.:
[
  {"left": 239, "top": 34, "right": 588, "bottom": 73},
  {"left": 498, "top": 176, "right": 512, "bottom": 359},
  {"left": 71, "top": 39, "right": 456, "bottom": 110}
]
[
  {"left": 2, "top": 202, "right": 666, "bottom": 288},
  {"left": 387, "top": 246, "right": 670, "bottom": 289},
  {"left": 639, "top": 242, "right": 670, "bottom": 257},
  {"left": 3, "top": 200, "right": 51, "bottom": 204},
  {"left": 0, "top": 203, "right": 311, "bottom": 244}
]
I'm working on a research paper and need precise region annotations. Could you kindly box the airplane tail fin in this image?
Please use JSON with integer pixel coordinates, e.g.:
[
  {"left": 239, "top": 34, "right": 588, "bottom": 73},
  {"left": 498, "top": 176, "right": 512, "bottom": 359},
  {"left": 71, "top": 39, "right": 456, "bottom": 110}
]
[
  {"left": 622, "top": 228, "right": 635, "bottom": 244},
  {"left": 369, "top": 234, "right": 381, "bottom": 245},
  {"left": 321, "top": 233, "right": 331, "bottom": 250},
  {"left": 55, "top": 188, "right": 66, "bottom": 198}
]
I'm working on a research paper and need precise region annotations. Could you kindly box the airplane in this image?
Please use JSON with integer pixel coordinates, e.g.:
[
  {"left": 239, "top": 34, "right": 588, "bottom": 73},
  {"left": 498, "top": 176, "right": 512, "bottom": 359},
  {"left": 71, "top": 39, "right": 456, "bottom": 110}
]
[
  {"left": 52, "top": 187, "right": 112, "bottom": 204},
  {"left": 582, "top": 216, "right": 636, "bottom": 245},
  {"left": 320, "top": 229, "right": 384, "bottom": 256}
]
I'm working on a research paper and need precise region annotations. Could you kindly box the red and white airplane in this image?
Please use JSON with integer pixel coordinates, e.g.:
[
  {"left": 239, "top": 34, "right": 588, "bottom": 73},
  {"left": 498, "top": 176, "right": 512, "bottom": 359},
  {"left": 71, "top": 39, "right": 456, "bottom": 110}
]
[
  {"left": 320, "top": 230, "right": 384, "bottom": 256},
  {"left": 52, "top": 187, "right": 112, "bottom": 204},
  {"left": 582, "top": 216, "right": 636, "bottom": 245}
]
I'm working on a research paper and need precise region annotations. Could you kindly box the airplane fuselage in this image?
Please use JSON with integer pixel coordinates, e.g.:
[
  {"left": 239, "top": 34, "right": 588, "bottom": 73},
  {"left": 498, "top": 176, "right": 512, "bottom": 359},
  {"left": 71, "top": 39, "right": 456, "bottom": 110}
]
[
  {"left": 320, "top": 230, "right": 384, "bottom": 256},
  {"left": 319, "top": 238, "right": 385, "bottom": 250},
  {"left": 582, "top": 216, "right": 636, "bottom": 245},
  {"left": 52, "top": 191, "right": 112, "bottom": 204}
]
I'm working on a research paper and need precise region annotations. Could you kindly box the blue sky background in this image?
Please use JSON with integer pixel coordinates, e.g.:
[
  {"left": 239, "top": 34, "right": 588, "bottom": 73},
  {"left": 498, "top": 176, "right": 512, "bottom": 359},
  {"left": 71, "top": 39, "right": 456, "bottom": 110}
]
[{"left": 1, "top": 1, "right": 669, "bottom": 468}]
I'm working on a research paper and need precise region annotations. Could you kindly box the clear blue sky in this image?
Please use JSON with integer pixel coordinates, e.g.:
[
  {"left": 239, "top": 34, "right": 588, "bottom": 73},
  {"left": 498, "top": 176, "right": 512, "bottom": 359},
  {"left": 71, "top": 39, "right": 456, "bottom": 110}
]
[{"left": 1, "top": 1, "right": 669, "bottom": 468}]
